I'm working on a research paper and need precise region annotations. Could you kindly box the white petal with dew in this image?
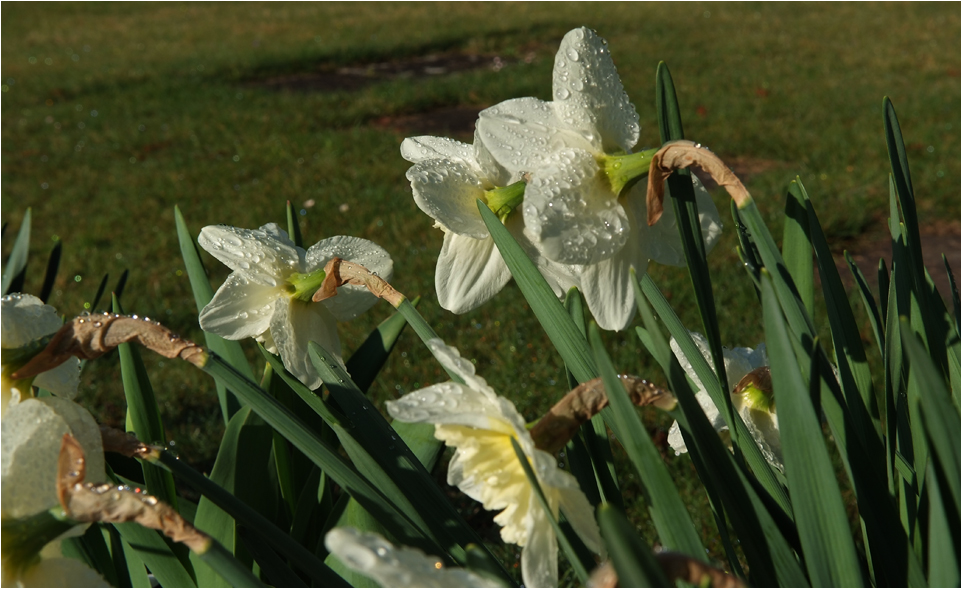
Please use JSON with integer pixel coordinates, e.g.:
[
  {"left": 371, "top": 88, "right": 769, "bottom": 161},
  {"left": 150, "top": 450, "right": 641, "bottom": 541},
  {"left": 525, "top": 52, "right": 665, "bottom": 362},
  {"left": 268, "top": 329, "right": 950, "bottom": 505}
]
[
  {"left": 198, "top": 225, "right": 301, "bottom": 287},
  {"left": 1, "top": 398, "right": 105, "bottom": 519},
  {"left": 552, "top": 27, "right": 639, "bottom": 155},
  {"left": 523, "top": 148, "right": 629, "bottom": 265},
  {"left": 477, "top": 97, "right": 593, "bottom": 172},
  {"left": 635, "top": 176, "right": 723, "bottom": 268},
  {"left": 473, "top": 129, "right": 514, "bottom": 187},
  {"left": 306, "top": 235, "right": 394, "bottom": 321},
  {"left": 387, "top": 383, "right": 517, "bottom": 434},
  {"left": 406, "top": 159, "right": 491, "bottom": 239},
  {"left": 426, "top": 338, "right": 500, "bottom": 398},
  {"left": 505, "top": 213, "right": 581, "bottom": 300},
  {"left": 324, "top": 528, "right": 502, "bottom": 588},
  {"left": 1, "top": 293, "right": 64, "bottom": 347},
  {"left": 579, "top": 193, "right": 650, "bottom": 331},
  {"left": 199, "top": 273, "right": 281, "bottom": 340},
  {"left": 435, "top": 232, "right": 512, "bottom": 314},
  {"left": 33, "top": 359, "right": 81, "bottom": 399},
  {"left": 269, "top": 298, "right": 341, "bottom": 390},
  {"left": 521, "top": 507, "right": 559, "bottom": 589},
  {"left": 401, "top": 136, "right": 478, "bottom": 169}
]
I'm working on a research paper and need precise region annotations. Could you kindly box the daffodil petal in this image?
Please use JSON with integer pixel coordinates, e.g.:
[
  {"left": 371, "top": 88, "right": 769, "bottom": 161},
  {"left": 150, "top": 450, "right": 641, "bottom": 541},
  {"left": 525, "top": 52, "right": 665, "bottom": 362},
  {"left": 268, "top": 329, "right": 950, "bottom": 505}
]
[
  {"left": 199, "top": 225, "right": 301, "bottom": 287},
  {"left": 1, "top": 398, "right": 105, "bottom": 519},
  {"left": 579, "top": 193, "right": 649, "bottom": 331},
  {"left": 1, "top": 293, "right": 64, "bottom": 347},
  {"left": 477, "top": 97, "right": 594, "bottom": 172},
  {"left": 306, "top": 235, "right": 394, "bottom": 322},
  {"left": 198, "top": 272, "right": 280, "bottom": 340},
  {"left": 33, "top": 359, "right": 81, "bottom": 399},
  {"left": 523, "top": 148, "right": 630, "bottom": 265},
  {"left": 435, "top": 232, "right": 512, "bottom": 314},
  {"left": 505, "top": 214, "right": 581, "bottom": 300},
  {"left": 269, "top": 298, "right": 340, "bottom": 390},
  {"left": 557, "top": 486, "right": 604, "bottom": 555},
  {"left": 552, "top": 27, "right": 640, "bottom": 155},
  {"left": 258, "top": 222, "right": 298, "bottom": 247},
  {"left": 473, "top": 129, "right": 514, "bottom": 187},
  {"left": 521, "top": 507, "right": 559, "bottom": 589},
  {"left": 405, "top": 159, "right": 490, "bottom": 238},
  {"left": 387, "top": 384, "right": 518, "bottom": 434},
  {"left": 647, "top": 175, "right": 724, "bottom": 267},
  {"left": 401, "top": 136, "right": 477, "bottom": 167},
  {"left": 17, "top": 551, "right": 110, "bottom": 588},
  {"left": 326, "top": 528, "right": 503, "bottom": 588}
]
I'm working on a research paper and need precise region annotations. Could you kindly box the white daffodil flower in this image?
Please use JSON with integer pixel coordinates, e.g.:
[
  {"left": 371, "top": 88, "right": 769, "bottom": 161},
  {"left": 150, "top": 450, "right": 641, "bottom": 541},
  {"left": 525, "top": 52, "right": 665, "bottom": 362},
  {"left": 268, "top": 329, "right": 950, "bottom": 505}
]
[
  {"left": 476, "top": 27, "right": 722, "bottom": 330},
  {"left": 1, "top": 396, "right": 106, "bottom": 520},
  {"left": 667, "top": 332, "right": 782, "bottom": 470},
  {"left": 198, "top": 223, "right": 392, "bottom": 389},
  {"left": 386, "top": 339, "right": 602, "bottom": 588},
  {"left": 324, "top": 527, "right": 502, "bottom": 588},
  {"left": 402, "top": 133, "right": 580, "bottom": 313},
  {"left": 1, "top": 294, "right": 81, "bottom": 418},
  {"left": 1, "top": 397, "right": 108, "bottom": 587}
]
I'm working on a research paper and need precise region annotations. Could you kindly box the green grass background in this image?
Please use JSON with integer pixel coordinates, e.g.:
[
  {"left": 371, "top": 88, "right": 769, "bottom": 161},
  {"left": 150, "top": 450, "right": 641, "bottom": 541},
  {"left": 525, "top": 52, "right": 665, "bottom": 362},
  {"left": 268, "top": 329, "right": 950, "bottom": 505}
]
[{"left": 2, "top": 1, "right": 959, "bottom": 564}]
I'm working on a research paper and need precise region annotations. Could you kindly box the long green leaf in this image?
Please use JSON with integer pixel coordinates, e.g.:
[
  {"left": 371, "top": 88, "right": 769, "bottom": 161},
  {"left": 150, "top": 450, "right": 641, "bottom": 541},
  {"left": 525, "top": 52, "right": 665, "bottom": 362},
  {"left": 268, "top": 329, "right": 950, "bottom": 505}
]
[
  {"left": 112, "top": 521, "right": 197, "bottom": 588},
  {"left": 923, "top": 461, "right": 961, "bottom": 587},
  {"left": 655, "top": 61, "right": 735, "bottom": 450},
  {"left": 845, "top": 251, "right": 885, "bottom": 355},
  {"left": 308, "top": 342, "right": 511, "bottom": 580},
  {"left": 199, "top": 352, "right": 441, "bottom": 558},
  {"left": 901, "top": 318, "right": 961, "bottom": 513},
  {"left": 113, "top": 295, "right": 178, "bottom": 510},
  {"left": 597, "top": 504, "right": 669, "bottom": 587},
  {"left": 783, "top": 182, "right": 814, "bottom": 316},
  {"left": 588, "top": 323, "right": 706, "bottom": 560},
  {"left": 761, "top": 273, "right": 864, "bottom": 586},
  {"left": 1, "top": 208, "right": 30, "bottom": 295},
  {"left": 190, "top": 407, "right": 274, "bottom": 587},
  {"left": 174, "top": 205, "right": 247, "bottom": 422},
  {"left": 639, "top": 273, "right": 792, "bottom": 517},
  {"left": 151, "top": 448, "right": 346, "bottom": 587},
  {"left": 478, "top": 200, "right": 597, "bottom": 383}
]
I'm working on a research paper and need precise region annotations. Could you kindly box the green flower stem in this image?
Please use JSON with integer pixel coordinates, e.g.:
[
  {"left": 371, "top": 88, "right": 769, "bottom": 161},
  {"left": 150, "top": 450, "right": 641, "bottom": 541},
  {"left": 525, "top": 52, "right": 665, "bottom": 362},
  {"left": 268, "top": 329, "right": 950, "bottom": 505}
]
[
  {"left": 484, "top": 180, "right": 526, "bottom": 222},
  {"left": 287, "top": 268, "right": 327, "bottom": 302},
  {"left": 603, "top": 147, "right": 659, "bottom": 196},
  {"left": 148, "top": 448, "right": 347, "bottom": 587}
]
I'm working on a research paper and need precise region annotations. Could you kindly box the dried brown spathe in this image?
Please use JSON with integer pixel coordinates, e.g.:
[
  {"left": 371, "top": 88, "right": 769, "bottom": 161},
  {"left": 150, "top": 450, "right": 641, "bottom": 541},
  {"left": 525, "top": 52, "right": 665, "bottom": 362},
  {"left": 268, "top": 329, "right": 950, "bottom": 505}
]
[
  {"left": 530, "top": 375, "right": 676, "bottom": 454},
  {"left": 13, "top": 313, "right": 207, "bottom": 380},
  {"left": 313, "top": 256, "right": 405, "bottom": 307},
  {"left": 647, "top": 140, "right": 752, "bottom": 227},
  {"left": 57, "top": 433, "right": 210, "bottom": 553}
]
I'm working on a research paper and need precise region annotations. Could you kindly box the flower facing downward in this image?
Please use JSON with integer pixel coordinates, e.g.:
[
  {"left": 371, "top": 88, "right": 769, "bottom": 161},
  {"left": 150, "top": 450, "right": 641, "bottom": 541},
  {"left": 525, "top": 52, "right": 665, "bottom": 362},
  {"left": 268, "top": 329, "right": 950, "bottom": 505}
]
[
  {"left": 1, "top": 294, "right": 81, "bottom": 418},
  {"left": 667, "top": 332, "right": 782, "bottom": 470},
  {"left": 198, "top": 223, "right": 392, "bottom": 389},
  {"left": 401, "top": 134, "right": 580, "bottom": 314},
  {"left": 386, "top": 339, "right": 602, "bottom": 588},
  {"left": 324, "top": 527, "right": 502, "bottom": 588}
]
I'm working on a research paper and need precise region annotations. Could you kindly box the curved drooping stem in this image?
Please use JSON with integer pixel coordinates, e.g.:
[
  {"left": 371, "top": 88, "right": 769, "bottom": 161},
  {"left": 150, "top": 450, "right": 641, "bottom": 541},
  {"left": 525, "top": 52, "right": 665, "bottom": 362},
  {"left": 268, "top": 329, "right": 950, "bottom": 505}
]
[
  {"left": 530, "top": 375, "right": 677, "bottom": 454},
  {"left": 646, "top": 140, "right": 752, "bottom": 226}
]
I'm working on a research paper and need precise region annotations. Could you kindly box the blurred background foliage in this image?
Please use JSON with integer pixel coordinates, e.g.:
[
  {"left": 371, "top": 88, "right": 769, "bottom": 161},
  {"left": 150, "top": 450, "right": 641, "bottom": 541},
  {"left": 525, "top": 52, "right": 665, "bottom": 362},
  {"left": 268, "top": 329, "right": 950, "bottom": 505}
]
[{"left": 2, "top": 2, "right": 959, "bottom": 557}]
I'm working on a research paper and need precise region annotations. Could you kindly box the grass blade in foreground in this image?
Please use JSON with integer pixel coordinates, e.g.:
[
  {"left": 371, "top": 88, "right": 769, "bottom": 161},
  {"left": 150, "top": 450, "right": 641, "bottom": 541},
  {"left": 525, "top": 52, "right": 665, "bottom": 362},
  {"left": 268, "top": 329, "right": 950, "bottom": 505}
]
[
  {"left": 199, "top": 352, "right": 443, "bottom": 558},
  {"left": 588, "top": 323, "right": 706, "bottom": 560},
  {"left": 151, "top": 445, "right": 347, "bottom": 587},
  {"left": 761, "top": 273, "right": 864, "bottom": 586},
  {"left": 174, "top": 205, "right": 248, "bottom": 422},
  {"left": 597, "top": 504, "right": 669, "bottom": 587},
  {"left": 112, "top": 295, "right": 178, "bottom": 510},
  {"left": 479, "top": 200, "right": 596, "bottom": 384}
]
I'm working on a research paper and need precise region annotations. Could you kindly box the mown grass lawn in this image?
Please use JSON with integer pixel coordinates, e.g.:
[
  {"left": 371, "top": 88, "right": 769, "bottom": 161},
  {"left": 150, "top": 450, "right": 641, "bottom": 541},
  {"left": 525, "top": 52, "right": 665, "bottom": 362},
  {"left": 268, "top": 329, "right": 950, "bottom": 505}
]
[{"left": 2, "top": 2, "right": 959, "bottom": 570}]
